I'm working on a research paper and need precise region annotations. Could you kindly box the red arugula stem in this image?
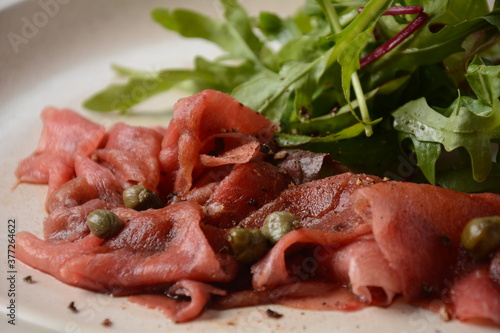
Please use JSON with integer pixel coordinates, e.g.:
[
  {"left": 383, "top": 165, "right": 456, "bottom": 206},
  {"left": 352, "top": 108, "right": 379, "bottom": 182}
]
[
  {"left": 358, "top": 5, "right": 423, "bottom": 15},
  {"left": 359, "top": 9, "right": 428, "bottom": 69}
]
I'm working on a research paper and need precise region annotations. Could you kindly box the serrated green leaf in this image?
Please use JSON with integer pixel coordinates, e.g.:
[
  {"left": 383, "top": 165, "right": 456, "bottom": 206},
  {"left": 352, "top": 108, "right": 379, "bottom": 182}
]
[
  {"left": 465, "top": 55, "right": 500, "bottom": 105},
  {"left": 83, "top": 70, "right": 213, "bottom": 112},
  {"left": 393, "top": 96, "right": 500, "bottom": 182},
  {"left": 339, "top": 27, "right": 374, "bottom": 104},
  {"left": 275, "top": 121, "right": 366, "bottom": 146},
  {"left": 232, "top": 61, "right": 319, "bottom": 121},
  {"left": 220, "top": 0, "right": 264, "bottom": 64},
  {"left": 400, "top": 132, "right": 442, "bottom": 184},
  {"left": 433, "top": 0, "right": 490, "bottom": 25},
  {"left": 151, "top": 7, "right": 260, "bottom": 63}
]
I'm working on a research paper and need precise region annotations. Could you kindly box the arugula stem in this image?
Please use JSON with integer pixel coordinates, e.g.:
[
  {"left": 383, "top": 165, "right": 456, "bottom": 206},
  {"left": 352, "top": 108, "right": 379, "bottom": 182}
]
[
  {"left": 257, "top": 57, "right": 322, "bottom": 114},
  {"left": 351, "top": 72, "right": 373, "bottom": 137},
  {"left": 321, "top": 0, "right": 343, "bottom": 33},
  {"left": 358, "top": 5, "right": 423, "bottom": 15},
  {"left": 306, "top": 86, "right": 380, "bottom": 121},
  {"left": 351, "top": 73, "right": 373, "bottom": 136},
  {"left": 319, "top": 0, "right": 373, "bottom": 136}
]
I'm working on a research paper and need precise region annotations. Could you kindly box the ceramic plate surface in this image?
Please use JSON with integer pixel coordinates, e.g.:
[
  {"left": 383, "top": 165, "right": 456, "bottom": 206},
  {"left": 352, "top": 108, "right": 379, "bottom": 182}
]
[{"left": 0, "top": 1, "right": 497, "bottom": 332}]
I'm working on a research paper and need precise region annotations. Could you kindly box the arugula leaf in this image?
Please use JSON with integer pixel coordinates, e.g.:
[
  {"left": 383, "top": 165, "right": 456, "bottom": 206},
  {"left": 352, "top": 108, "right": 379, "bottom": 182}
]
[
  {"left": 219, "top": 0, "right": 265, "bottom": 65},
  {"left": 276, "top": 122, "right": 366, "bottom": 145},
  {"left": 433, "top": 0, "right": 490, "bottom": 25},
  {"left": 465, "top": 55, "right": 500, "bottom": 104},
  {"left": 286, "top": 74, "right": 409, "bottom": 135},
  {"left": 84, "top": 0, "right": 500, "bottom": 194},
  {"left": 393, "top": 59, "right": 500, "bottom": 183},
  {"left": 83, "top": 69, "right": 213, "bottom": 112},
  {"left": 400, "top": 132, "right": 441, "bottom": 184},
  {"left": 151, "top": 6, "right": 260, "bottom": 63},
  {"left": 393, "top": 97, "right": 498, "bottom": 182},
  {"left": 319, "top": 0, "right": 394, "bottom": 136},
  {"left": 232, "top": 61, "right": 315, "bottom": 122}
]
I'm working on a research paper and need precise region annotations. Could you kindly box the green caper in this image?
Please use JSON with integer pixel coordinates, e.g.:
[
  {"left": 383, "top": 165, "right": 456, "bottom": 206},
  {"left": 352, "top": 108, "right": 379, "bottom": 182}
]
[
  {"left": 87, "top": 209, "right": 124, "bottom": 239},
  {"left": 122, "top": 185, "right": 163, "bottom": 211},
  {"left": 461, "top": 216, "right": 500, "bottom": 260},
  {"left": 228, "top": 228, "right": 269, "bottom": 264},
  {"left": 261, "top": 211, "right": 301, "bottom": 244}
]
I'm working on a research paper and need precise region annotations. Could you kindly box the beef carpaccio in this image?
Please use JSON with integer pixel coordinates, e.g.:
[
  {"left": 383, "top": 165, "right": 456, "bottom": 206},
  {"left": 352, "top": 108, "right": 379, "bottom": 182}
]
[{"left": 15, "top": 90, "right": 500, "bottom": 326}]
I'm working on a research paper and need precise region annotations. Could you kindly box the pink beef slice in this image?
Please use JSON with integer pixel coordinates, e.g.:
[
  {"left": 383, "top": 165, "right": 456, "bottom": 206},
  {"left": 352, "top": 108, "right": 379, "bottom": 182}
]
[
  {"left": 211, "top": 280, "right": 367, "bottom": 313},
  {"left": 15, "top": 107, "right": 105, "bottom": 196},
  {"left": 72, "top": 123, "right": 163, "bottom": 206},
  {"left": 352, "top": 181, "right": 500, "bottom": 301},
  {"left": 243, "top": 175, "right": 500, "bottom": 326},
  {"left": 43, "top": 198, "right": 116, "bottom": 242},
  {"left": 129, "top": 279, "right": 227, "bottom": 323},
  {"left": 46, "top": 177, "right": 99, "bottom": 213},
  {"left": 202, "top": 161, "right": 292, "bottom": 229},
  {"left": 240, "top": 172, "right": 381, "bottom": 231},
  {"left": 94, "top": 122, "right": 163, "bottom": 190},
  {"left": 244, "top": 173, "right": 381, "bottom": 290},
  {"left": 322, "top": 235, "right": 403, "bottom": 306},
  {"left": 451, "top": 266, "right": 500, "bottom": 325},
  {"left": 350, "top": 181, "right": 500, "bottom": 325},
  {"left": 158, "top": 90, "right": 277, "bottom": 196},
  {"left": 16, "top": 201, "right": 238, "bottom": 295},
  {"left": 74, "top": 154, "right": 124, "bottom": 205}
]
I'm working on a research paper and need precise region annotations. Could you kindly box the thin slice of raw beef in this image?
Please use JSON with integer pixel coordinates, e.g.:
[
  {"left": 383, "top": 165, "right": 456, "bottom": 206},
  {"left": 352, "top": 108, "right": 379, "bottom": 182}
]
[
  {"left": 15, "top": 107, "right": 105, "bottom": 196},
  {"left": 158, "top": 90, "right": 276, "bottom": 196}
]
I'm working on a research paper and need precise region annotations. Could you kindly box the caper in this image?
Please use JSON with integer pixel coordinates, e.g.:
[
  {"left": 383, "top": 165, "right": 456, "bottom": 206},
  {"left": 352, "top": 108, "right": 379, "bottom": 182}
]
[
  {"left": 261, "top": 211, "right": 301, "bottom": 244},
  {"left": 87, "top": 209, "right": 124, "bottom": 239},
  {"left": 461, "top": 216, "right": 500, "bottom": 260},
  {"left": 228, "top": 228, "right": 269, "bottom": 264},
  {"left": 122, "top": 185, "right": 163, "bottom": 211}
]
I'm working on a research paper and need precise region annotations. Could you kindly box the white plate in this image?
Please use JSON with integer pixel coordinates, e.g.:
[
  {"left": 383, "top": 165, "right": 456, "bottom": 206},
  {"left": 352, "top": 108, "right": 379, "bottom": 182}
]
[{"left": 0, "top": 1, "right": 497, "bottom": 332}]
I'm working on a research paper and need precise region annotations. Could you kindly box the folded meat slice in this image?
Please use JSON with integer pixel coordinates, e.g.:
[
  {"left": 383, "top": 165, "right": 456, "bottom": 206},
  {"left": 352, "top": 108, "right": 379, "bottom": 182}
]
[
  {"left": 75, "top": 155, "right": 123, "bottom": 205},
  {"left": 240, "top": 172, "right": 381, "bottom": 230},
  {"left": 15, "top": 107, "right": 105, "bottom": 195},
  {"left": 352, "top": 181, "right": 500, "bottom": 301},
  {"left": 16, "top": 202, "right": 238, "bottom": 295},
  {"left": 203, "top": 161, "right": 292, "bottom": 228},
  {"left": 44, "top": 198, "right": 115, "bottom": 242},
  {"left": 323, "top": 236, "right": 402, "bottom": 306},
  {"left": 212, "top": 281, "right": 365, "bottom": 312},
  {"left": 451, "top": 266, "right": 500, "bottom": 325},
  {"left": 46, "top": 177, "right": 99, "bottom": 213},
  {"left": 242, "top": 176, "right": 500, "bottom": 325},
  {"left": 94, "top": 122, "right": 163, "bottom": 190},
  {"left": 250, "top": 225, "right": 372, "bottom": 291},
  {"left": 129, "top": 280, "right": 226, "bottom": 323},
  {"left": 158, "top": 90, "right": 276, "bottom": 196},
  {"left": 198, "top": 132, "right": 263, "bottom": 168},
  {"left": 245, "top": 173, "right": 381, "bottom": 290}
]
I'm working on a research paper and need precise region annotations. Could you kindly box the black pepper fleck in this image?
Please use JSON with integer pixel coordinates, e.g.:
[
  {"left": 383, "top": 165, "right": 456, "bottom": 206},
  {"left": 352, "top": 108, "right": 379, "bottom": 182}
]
[
  {"left": 23, "top": 275, "right": 34, "bottom": 284},
  {"left": 68, "top": 301, "right": 79, "bottom": 313},
  {"left": 265, "top": 309, "right": 283, "bottom": 319}
]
